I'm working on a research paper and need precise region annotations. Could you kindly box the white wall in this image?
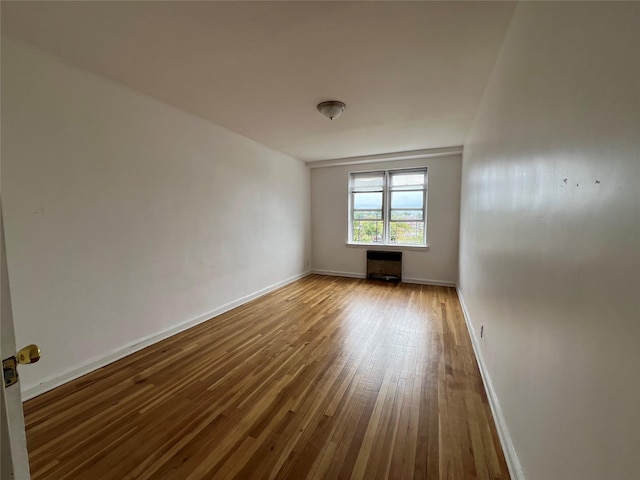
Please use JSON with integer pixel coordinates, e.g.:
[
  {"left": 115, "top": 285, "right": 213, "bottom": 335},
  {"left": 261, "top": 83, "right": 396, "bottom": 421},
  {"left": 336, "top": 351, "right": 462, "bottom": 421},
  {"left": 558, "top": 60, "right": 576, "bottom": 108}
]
[
  {"left": 311, "top": 155, "right": 461, "bottom": 285},
  {"left": 459, "top": 3, "right": 639, "bottom": 480},
  {"left": 1, "top": 40, "right": 311, "bottom": 398}
]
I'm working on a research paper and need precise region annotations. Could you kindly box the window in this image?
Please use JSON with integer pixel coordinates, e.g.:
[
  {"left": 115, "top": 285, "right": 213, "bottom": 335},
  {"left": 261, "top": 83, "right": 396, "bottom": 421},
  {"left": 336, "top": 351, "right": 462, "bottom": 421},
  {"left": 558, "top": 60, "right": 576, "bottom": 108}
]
[{"left": 349, "top": 168, "right": 427, "bottom": 246}]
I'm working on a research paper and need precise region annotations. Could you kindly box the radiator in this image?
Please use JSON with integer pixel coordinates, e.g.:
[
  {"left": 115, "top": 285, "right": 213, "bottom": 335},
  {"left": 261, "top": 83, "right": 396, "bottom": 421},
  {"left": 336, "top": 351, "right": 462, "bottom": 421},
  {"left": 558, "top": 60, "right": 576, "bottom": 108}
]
[{"left": 366, "top": 251, "right": 402, "bottom": 282}]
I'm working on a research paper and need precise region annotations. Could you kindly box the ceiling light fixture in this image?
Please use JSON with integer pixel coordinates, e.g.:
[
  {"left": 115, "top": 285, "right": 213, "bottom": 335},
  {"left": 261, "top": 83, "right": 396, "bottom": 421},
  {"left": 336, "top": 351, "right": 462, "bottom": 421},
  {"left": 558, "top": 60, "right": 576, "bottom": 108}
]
[{"left": 317, "top": 100, "right": 346, "bottom": 120}]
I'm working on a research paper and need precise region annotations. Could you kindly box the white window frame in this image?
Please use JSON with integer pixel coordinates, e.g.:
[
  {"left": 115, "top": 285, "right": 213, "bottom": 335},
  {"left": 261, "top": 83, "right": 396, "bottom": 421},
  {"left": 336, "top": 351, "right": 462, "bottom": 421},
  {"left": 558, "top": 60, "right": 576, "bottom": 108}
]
[{"left": 348, "top": 167, "right": 428, "bottom": 247}]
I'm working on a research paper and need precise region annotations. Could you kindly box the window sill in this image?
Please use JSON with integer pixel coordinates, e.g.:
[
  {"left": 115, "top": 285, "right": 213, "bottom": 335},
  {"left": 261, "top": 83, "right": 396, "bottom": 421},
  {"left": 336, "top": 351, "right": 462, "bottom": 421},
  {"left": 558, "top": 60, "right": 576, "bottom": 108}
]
[{"left": 345, "top": 242, "right": 429, "bottom": 252}]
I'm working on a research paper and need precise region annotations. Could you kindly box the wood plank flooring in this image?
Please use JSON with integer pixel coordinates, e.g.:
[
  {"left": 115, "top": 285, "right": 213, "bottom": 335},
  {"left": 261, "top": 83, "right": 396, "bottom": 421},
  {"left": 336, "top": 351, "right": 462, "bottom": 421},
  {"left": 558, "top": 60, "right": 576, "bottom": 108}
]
[{"left": 23, "top": 274, "right": 510, "bottom": 479}]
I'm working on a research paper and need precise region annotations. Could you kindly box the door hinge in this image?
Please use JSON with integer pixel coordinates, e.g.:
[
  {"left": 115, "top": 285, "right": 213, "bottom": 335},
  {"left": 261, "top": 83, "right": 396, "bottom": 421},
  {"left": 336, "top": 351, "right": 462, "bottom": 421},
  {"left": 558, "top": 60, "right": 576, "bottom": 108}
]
[{"left": 3, "top": 356, "right": 18, "bottom": 388}]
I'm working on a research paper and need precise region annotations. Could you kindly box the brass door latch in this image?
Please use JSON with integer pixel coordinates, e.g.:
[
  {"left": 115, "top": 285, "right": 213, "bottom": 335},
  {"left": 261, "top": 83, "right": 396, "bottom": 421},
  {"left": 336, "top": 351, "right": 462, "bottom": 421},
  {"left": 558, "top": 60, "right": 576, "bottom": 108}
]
[
  {"left": 3, "top": 356, "right": 18, "bottom": 388},
  {"left": 3, "top": 344, "right": 41, "bottom": 388}
]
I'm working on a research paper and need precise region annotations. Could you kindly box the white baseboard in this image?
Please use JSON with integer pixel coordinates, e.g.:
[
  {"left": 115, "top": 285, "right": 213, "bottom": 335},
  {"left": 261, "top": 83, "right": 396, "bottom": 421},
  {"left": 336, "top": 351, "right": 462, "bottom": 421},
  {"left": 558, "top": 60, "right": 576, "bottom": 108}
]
[
  {"left": 456, "top": 286, "right": 524, "bottom": 480},
  {"left": 311, "top": 269, "right": 366, "bottom": 279},
  {"left": 402, "top": 276, "right": 456, "bottom": 287},
  {"left": 311, "top": 270, "right": 455, "bottom": 288},
  {"left": 22, "top": 270, "right": 312, "bottom": 400}
]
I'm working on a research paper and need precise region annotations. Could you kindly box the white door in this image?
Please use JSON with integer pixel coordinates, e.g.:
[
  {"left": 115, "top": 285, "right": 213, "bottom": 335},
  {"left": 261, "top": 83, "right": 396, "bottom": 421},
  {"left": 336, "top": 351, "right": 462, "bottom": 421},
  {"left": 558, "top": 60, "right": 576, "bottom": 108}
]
[{"left": 1, "top": 201, "right": 31, "bottom": 480}]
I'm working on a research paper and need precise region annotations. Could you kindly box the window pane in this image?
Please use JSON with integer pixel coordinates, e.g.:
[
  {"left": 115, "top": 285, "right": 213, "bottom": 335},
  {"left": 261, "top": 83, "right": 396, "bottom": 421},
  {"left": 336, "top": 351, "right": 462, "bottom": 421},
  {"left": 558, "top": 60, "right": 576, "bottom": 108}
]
[
  {"left": 352, "top": 174, "right": 384, "bottom": 191},
  {"left": 390, "top": 210, "right": 423, "bottom": 221},
  {"left": 354, "top": 192, "right": 382, "bottom": 209},
  {"left": 389, "top": 221, "right": 424, "bottom": 245},
  {"left": 390, "top": 191, "right": 423, "bottom": 209},
  {"left": 391, "top": 172, "right": 425, "bottom": 187},
  {"left": 352, "top": 220, "right": 384, "bottom": 243},
  {"left": 354, "top": 210, "right": 382, "bottom": 220}
]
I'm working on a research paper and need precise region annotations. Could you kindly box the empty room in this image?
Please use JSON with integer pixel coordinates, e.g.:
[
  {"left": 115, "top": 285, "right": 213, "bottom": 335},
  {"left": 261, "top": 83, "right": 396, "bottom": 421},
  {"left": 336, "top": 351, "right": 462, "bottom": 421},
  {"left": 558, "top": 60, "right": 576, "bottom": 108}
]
[{"left": 1, "top": 2, "right": 638, "bottom": 480}]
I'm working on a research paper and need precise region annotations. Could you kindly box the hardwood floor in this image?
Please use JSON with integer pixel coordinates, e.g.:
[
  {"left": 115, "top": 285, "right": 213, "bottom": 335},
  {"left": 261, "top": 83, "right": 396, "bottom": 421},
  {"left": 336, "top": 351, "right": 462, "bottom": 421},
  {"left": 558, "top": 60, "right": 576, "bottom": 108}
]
[{"left": 24, "top": 275, "right": 510, "bottom": 479}]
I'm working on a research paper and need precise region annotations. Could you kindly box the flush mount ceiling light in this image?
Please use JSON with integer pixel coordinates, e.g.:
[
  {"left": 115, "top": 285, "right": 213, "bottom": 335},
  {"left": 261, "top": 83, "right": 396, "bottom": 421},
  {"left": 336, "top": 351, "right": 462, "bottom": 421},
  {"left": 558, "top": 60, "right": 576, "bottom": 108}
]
[{"left": 317, "top": 100, "right": 346, "bottom": 120}]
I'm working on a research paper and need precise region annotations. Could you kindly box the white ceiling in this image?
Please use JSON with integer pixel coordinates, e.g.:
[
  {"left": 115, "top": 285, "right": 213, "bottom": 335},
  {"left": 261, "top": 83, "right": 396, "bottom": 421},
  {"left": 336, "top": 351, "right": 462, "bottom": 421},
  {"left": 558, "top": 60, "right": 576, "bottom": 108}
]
[{"left": 2, "top": 1, "right": 515, "bottom": 162}]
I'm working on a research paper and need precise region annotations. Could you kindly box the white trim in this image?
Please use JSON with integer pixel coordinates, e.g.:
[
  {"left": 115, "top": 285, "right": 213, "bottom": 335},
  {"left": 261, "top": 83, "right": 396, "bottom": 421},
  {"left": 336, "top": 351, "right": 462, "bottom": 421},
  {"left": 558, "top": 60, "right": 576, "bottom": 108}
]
[
  {"left": 307, "top": 146, "right": 463, "bottom": 169},
  {"left": 402, "top": 277, "right": 456, "bottom": 287},
  {"left": 21, "top": 271, "right": 312, "bottom": 400},
  {"left": 456, "top": 287, "right": 525, "bottom": 480},
  {"left": 311, "top": 269, "right": 366, "bottom": 279}
]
